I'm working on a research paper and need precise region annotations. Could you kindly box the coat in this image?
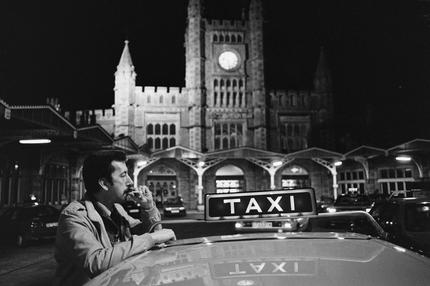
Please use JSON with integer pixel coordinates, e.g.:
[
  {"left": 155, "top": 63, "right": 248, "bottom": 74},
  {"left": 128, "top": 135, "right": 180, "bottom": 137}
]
[{"left": 53, "top": 199, "right": 160, "bottom": 286}]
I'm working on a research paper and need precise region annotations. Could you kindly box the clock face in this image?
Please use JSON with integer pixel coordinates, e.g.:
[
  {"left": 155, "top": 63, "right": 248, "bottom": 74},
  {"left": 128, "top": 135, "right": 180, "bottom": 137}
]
[{"left": 218, "top": 51, "right": 239, "bottom": 71}]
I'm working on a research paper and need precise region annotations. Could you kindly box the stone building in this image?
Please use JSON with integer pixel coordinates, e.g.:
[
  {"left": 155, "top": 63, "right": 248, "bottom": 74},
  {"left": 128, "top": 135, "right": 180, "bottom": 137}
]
[{"left": 66, "top": 0, "right": 336, "bottom": 209}]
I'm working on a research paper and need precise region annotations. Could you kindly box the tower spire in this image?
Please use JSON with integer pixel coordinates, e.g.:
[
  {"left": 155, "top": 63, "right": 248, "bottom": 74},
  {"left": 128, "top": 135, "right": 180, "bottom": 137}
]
[
  {"left": 117, "top": 40, "right": 134, "bottom": 71},
  {"left": 314, "top": 46, "right": 332, "bottom": 93}
]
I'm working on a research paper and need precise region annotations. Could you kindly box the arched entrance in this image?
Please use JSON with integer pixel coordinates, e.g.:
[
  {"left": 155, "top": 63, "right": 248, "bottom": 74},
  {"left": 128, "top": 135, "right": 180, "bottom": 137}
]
[
  {"left": 281, "top": 165, "right": 310, "bottom": 188},
  {"left": 145, "top": 165, "right": 178, "bottom": 207},
  {"left": 215, "top": 165, "right": 244, "bottom": 193}
]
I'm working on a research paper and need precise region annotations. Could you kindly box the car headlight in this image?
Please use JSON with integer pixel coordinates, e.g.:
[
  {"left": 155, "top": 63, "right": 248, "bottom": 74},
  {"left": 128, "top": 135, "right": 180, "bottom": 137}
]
[
  {"left": 235, "top": 222, "right": 243, "bottom": 228},
  {"left": 165, "top": 207, "right": 172, "bottom": 211},
  {"left": 179, "top": 207, "right": 185, "bottom": 210},
  {"left": 327, "top": 207, "right": 337, "bottom": 213},
  {"left": 365, "top": 208, "right": 371, "bottom": 212}
]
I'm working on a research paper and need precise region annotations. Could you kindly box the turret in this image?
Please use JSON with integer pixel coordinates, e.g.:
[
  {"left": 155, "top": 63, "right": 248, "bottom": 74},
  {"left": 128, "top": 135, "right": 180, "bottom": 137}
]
[
  {"left": 312, "top": 46, "right": 334, "bottom": 149},
  {"left": 313, "top": 46, "right": 332, "bottom": 94},
  {"left": 114, "top": 40, "right": 136, "bottom": 138},
  {"left": 185, "top": 0, "right": 206, "bottom": 151},
  {"left": 248, "top": 0, "right": 267, "bottom": 149}
]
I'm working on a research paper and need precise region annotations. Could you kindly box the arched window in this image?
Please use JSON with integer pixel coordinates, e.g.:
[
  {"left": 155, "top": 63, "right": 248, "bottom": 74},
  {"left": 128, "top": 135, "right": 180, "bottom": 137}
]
[
  {"left": 219, "top": 34, "right": 224, "bottom": 42},
  {"left": 159, "top": 95, "right": 163, "bottom": 104},
  {"left": 239, "top": 79, "right": 243, "bottom": 87},
  {"left": 155, "top": 124, "right": 161, "bottom": 135},
  {"left": 171, "top": 95, "right": 176, "bottom": 104},
  {"left": 237, "top": 35, "right": 242, "bottom": 42},
  {"left": 213, "top": 34, "right": 218, "bottom": 42},
  {"left": 226, "top": 80, "right": 231, "bottom": 87},
  {"left": 230, "top": 136, "right": 236, "bottom": 148},
  {"left": 214, "top": 79, "right": 218, "bottom": 87},
  {"left": 147, "top": 138, "right": 153, "bottom": 149},
  {"left": 232, "top": 79, "right": 237, "bottom": 87},
  {"left": 287, "top": 125, "right": 293, "bottom": 136},
  {"left": 162, "top": 138, "right": 168, "bottom": 149},
  {"left": 226, "top": 92, "right": 230, "bottom": 106},
  {"left": 231, "top": 35, "right": 236, "bottom": 43},
  {"left": 162, "top": 124, "right": 168, "bottom": 135},
  {"left": 147, "top": 124, "right": 153, "bottom": 135},
  {"left": 220, "top": 79, "right": 224, "bottom": 87},
  {"left": 169, "top": 138, "right": 176, "bottom": 147},
  {"left": 223, "top": 137, "right": 228, "bottom": 149},
  {"left": 225, "top": 34, "right": 230, "bottom": 42},
  {"left": 169, "top": 124, "right": 176, "bottom": 135},
  {"left": 214, "top": 92, "right": 218, "bottom": 106},
  {"left": 155, "top": 138, "right": 161, "bottom": 149}
]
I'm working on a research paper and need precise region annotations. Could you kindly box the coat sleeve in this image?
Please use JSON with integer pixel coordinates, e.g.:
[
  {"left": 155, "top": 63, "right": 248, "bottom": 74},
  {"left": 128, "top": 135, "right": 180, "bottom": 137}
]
[{"left": 57, "top": 211, "right": 155, "bottom": 278}]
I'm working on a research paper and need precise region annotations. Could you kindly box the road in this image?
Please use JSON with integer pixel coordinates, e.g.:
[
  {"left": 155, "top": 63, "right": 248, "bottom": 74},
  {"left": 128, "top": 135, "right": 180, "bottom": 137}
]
[{"left": 0, "top": 212, "right": 235, "bottom": 286}]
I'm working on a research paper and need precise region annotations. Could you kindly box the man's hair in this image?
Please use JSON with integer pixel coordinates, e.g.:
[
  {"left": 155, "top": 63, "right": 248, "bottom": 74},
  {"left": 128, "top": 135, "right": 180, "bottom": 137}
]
[{"left": 82, "top": 150, "right": 127, "bottom": 195}]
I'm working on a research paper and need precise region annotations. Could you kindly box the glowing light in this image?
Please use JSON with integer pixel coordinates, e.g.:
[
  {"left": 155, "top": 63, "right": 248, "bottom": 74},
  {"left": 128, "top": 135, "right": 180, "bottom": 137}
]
[
  {"left": 272, "top": 160, "right": 283, "bottom": 167},
  {"left": 137, "top": 160, "right": 147, "bottom": 168},
  {"left": 334, "top": 161, "right": 343, "bottom": 167},
  {"left": 393, "top": 246, "right": 406, "bottom": 253},
  {"left": 19, "top": 139, "right": 51, "bottom": 144},
  {"left": 396, "top": 155, "right": 411, "bottom": 162},
  {"left": 237, "top": 280, "right": 255, "bottom": 286},
  {"left": 235, "top": 222, "right": 243, "bottom": 228},
  {"left": 327, "top": 207, "right": 337, "bottom": 213},
  {"left": 197, "top": 161, "right": 205, "bottom": 167},
  {"left": 291, "top": 167, "right": 300, "bottom": 173}
]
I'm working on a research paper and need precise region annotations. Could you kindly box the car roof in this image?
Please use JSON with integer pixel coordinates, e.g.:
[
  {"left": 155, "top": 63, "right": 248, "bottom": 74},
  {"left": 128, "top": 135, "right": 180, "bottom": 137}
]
[
  {"left": 86, "top": 233, "right": 430, "bottom": 286},
  {"left": 387, "top": 197, "right": 430, "bottom": 205}
]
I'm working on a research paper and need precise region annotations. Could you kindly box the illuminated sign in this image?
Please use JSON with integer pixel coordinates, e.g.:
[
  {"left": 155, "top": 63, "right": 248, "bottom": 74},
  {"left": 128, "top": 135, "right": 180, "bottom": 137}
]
[
  {"left": 205, "top": 188, "right": 317, "bottom": 220},
  {"left": 211, "top": 260, "right": 316, "bottom": 278}
]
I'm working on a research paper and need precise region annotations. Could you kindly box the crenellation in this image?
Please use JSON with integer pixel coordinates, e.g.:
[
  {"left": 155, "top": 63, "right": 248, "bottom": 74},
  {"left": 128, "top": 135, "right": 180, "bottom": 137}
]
[{"left": 207, "top": 19, "right": 246, "bottom": 30}]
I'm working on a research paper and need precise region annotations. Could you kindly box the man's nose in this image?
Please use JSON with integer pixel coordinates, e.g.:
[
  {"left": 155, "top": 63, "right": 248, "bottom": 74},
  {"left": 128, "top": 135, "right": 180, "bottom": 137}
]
[{"left": 126, "top": 175, "right": 134, "bottom": 186}]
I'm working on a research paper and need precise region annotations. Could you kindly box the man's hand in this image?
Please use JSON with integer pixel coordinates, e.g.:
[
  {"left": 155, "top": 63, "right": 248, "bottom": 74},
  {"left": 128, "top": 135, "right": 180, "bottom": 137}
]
[
  {"left": 149, "top": 228, "right": 176, "bottom": 244},
  {"left": 127, "top": 185, "right": 154, "bottom": 210}
]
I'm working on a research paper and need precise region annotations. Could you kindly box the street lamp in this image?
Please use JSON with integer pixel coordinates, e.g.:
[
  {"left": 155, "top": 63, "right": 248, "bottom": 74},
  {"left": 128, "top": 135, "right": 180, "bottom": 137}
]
[
  {"left": 334, "top": 161, "right": 343, "bottom": 167},
  {"left": 395, "top": 155, "right": 411, "bottom": 162},
  {"left": 197, "top": 161, "right": 205, "bottom": 168},
  {"left": 19, "top": 139, "right": 51, "bottom": 144},
  {"left": 137, "top": 160, "right": 147, "bottom": 168},
  {"left": 272, "top": 160, "right": 283, "bottom": 167}
]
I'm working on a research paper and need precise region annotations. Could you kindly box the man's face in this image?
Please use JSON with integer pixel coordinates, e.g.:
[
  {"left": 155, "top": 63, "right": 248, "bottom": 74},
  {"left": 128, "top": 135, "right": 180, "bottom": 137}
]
[{"left": 106, "top": 160, "right": 133, "bottom": 203}]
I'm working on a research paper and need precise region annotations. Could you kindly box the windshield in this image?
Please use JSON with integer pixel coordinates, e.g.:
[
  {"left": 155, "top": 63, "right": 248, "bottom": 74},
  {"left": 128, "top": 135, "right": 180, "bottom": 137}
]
[
  {"left": 405, "top": 202, "right": 430, "bottom": 232},
  {"left": 165, "top": 198, "right": 183, "bottom": 205},
  {"left": 335, "top": 196, "right": 371, "bottom": 206}
]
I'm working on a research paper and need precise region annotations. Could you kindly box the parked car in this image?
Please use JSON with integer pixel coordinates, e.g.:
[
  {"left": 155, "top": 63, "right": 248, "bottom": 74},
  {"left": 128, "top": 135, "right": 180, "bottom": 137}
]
[
  {"left": 369, "top": 197, "right": 430, "bottom": 257},
  {"left": 163, "top": 197, "right": 186, "bottom": 217},
  {"left": 326, "top": 194, "right": 372, "bottom": 213},
  {"left": 121, "top": 200, "right": 143, "bottom": 219},
  {"left": 0, "top": 203, "right": 60, "bottom": 247},
  {"left": 86, "top": 188, "right": 430, "bottom": 286}
]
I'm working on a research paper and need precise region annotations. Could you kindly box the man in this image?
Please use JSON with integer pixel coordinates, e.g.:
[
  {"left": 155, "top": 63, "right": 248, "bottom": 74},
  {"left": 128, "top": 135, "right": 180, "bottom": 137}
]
[{"left": 54, "top": 150, "right": 175, "bottom": 286}]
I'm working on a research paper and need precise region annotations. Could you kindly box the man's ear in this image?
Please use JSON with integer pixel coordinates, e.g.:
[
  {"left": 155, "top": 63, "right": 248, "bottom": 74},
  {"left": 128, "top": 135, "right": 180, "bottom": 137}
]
[{"left": 98, "top": 178, "right": 110, "bottom": 191}]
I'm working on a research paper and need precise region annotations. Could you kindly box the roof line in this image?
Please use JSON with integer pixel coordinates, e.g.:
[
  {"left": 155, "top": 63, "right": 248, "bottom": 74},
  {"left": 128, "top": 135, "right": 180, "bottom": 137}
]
[
  {"left": 11, "top": 104, "right": 76, "bottom": 130},
  {"left": 343, "top": 145, "right": 387, "bottom": 157},
  {"left": 387, "top": 138, "right": 430, "bottom": 152}
]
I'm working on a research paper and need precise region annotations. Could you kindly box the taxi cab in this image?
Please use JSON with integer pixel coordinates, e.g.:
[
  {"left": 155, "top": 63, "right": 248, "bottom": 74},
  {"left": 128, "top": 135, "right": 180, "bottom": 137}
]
[{"left": 85, "top": 188, "right": 430, "bottom": 286}]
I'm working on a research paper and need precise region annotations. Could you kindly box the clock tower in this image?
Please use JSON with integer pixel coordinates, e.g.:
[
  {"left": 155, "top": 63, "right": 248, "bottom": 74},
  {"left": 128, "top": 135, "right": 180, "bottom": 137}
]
[{"left": 185, "top": 0, "right": 267, "bottom": 151}]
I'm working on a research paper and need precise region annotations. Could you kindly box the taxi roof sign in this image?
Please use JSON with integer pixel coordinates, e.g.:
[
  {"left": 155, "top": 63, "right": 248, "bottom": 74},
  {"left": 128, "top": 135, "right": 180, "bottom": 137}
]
[{"left": 205, "top": 188, "right": 317, "bottom": 221}]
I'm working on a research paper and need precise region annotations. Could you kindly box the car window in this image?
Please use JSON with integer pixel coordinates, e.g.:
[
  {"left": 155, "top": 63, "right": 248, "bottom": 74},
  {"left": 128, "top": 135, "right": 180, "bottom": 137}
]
[
  {"left": 334, "top": 196, "right": 370, "bottom": 206},
  {"left": 165, "top": 198, "right": 182, "bottom": 204},
  {"left": 304, "top": 214, "right": 381, "bottom": 237},
  {"left": 405, "top": 203, "right": 430, "bottom": 232}
]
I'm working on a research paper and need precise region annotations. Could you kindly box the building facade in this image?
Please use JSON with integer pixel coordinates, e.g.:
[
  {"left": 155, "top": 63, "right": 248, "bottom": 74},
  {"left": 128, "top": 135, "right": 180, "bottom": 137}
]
[{"left": 64, "top": 0, "right": 336, "bottom": 209}]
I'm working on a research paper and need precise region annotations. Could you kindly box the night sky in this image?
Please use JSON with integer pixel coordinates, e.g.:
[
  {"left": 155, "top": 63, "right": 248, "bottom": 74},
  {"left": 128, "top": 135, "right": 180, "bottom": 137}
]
[{"left": 0, "top": 0, "right": 429, "bottom": 150}]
